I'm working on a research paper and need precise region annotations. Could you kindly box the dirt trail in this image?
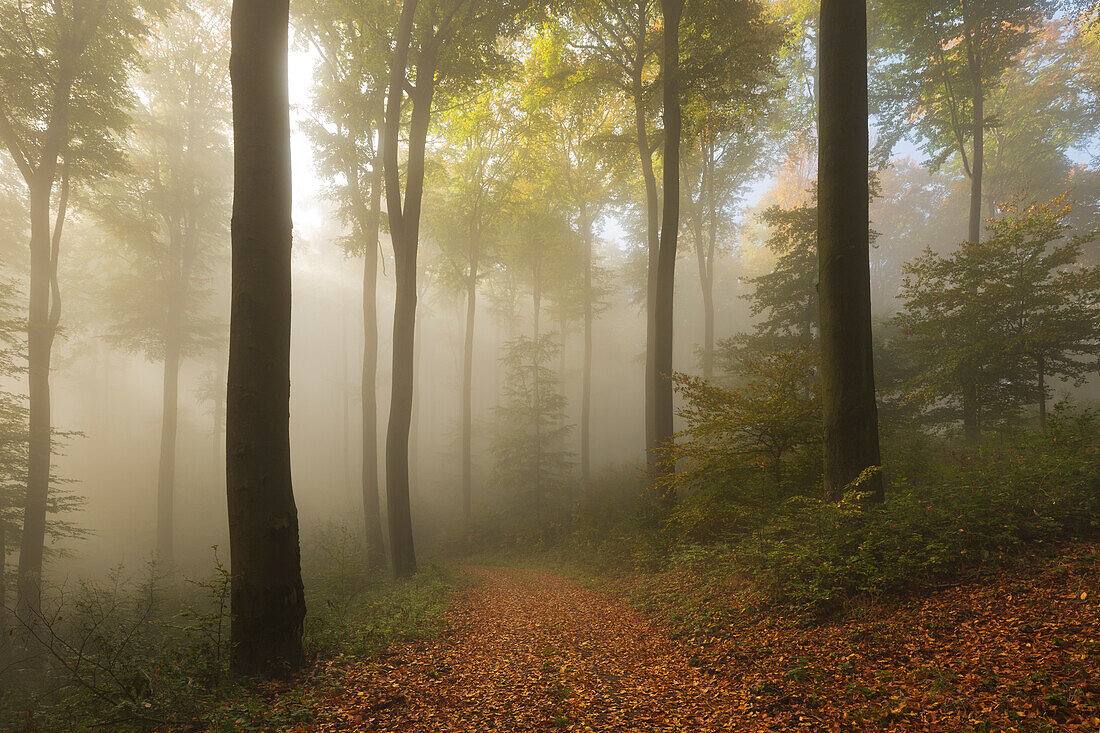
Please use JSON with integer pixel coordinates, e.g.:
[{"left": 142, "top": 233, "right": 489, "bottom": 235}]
[
  {"left": 304, "top": 555, "right": 1100, "bottom": 732},
  {"left": 309, "top": 566, "right": 742, "bottom": 732}
]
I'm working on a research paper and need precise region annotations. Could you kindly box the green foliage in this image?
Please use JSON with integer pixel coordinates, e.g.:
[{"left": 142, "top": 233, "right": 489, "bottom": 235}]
[
  {"left": 0, "top": 0, "right": 170, "bottom": 186},
  {"left": 731, "top": 202, "right": 819, "bottom": 355},
  {"left": 300, "top": 522, "right": 454, "bottom": 657},
  {"left": 661, "top": 347, "right": 821, "bottom": 539},
  {"left": 738, "top": 407, "right": 1100, "bottom": 614},
  {"left": 492, "top": 335, "right": 574, "bottom": 532},
  {"left": 89, "top": 0, "right": 231, "bottom": 360},
  {"left": 872, "top": 0, "right": 1048, "bottom": 170},
  {"left": 893, "top": 196, "right": 1100, "bottom": 433},
  {"left": 1, "top": 528, "right": 455, "bottom": 731},
  {"left": 1, "top": 553, "right": 233, "bottom": 732}
]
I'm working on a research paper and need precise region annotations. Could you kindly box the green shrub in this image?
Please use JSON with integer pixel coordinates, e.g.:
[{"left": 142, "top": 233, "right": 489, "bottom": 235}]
[{"left": 738, "top": 408, "right": 1100, "bottom": 613}]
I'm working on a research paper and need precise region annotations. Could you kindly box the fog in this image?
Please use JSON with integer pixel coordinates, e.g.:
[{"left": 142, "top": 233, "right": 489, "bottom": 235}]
[{"left": 2, "top": 0, "right": 1100, "bottom": 726}]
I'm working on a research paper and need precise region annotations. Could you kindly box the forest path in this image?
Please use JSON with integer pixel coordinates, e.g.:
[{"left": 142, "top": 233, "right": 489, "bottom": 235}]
[{"left": 308, "top": 566, "right": 736, "bottom": 732}]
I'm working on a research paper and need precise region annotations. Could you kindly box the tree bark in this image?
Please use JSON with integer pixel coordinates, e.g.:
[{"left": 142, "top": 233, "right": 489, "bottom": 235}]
[
  {"left": 383, "top": 0, "right": 432, "bottom": 578},
  {"left": 533, "top": 269, "right": 542, "bottom": 530},
  {"left": 18, "top": 177, "right": 57, "bottom": 624},
  {"left": 226, "top": 0, "right": 306, "bottom": 676},
  {"left": 581, "top": 209, "right": 593, "bottom": 491},
  {"left": 632, "top": 12, "right": 660, "bottom": 474},
  {"left": 361, "top": 145, "right": 385, "bottom": 568},
  {"left": 962, "top": 0, "right": 984, "bottom": 246},
  {"left": 652, "top": 0, "right": 683, "bottom": 492},
  {"left": 817, "top": 0, "right": 884, "bottom": 503},
  {"left": 156, "top": 291, "right": 182, "bottom": 564},
  {"left": 461, "top": 231, "right": 479, "bottom": 522}
]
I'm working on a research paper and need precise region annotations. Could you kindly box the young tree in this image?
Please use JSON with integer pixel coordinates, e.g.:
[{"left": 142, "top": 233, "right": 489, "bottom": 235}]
[
  {"left": 739, "top": 203, "right": 819, "bottom": 354},
  {"left": 296, "top": 0, "right": 393, "bottom": 566},
  {"left": 226, "top": 0, "right": 306, "bottom": 675},
  {"left": 92, "top": 1, "right": 231, "bottom": 565},
  {"left": 664, "top": 347, "right": 820, "bottom": 511},
  {"left": 383, "top": 0, "right": 532, "bottom": 577},
  {"left": 0, "top": 0, "right": 165, "bottom": 623},
  {"left": 894, "top": 197, "right": 1100, "bottom": 433},
  {"left": 493, "top": 335, "right": 573, "bottom": 534},
  {"left": 817, "top": 0, "right": 883, "bottom": 502}
]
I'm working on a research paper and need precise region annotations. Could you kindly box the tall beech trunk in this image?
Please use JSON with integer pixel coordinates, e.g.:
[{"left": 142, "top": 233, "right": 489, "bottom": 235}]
[
  {"left": 461, "top": 230, "right": 479, "bottom": 522},
  {"left": 361, "top": 147, "right": 385, "bottom": 567},
  {"left": 632, "top": 9, "right": 660, "bottom": 472},
  {"left": 581, "top": 208, "right": 594, "bottom": 491},
  {"left": 959, "top": 0, "right": 984, "bottom": 443},
  {"left": 18, "top": 179, "right": 56, "bottom": 623},
  {"left": 226, "top": 0, "right": 306, "bottom": 675},
  {"left": 4, "top": 59, "right": 72, "bottom": 626},
  {"left": 156, "top": 289, "right": 182, "bottom": 564},
  {"left": 652, "top": 0, "right": 683, "bottom": 491},
  {"left": 817, "top": 0, "right": 884, "bottom": 503},
  {"left": 383, "top": 0, "right": 434, "bottom": 578}
]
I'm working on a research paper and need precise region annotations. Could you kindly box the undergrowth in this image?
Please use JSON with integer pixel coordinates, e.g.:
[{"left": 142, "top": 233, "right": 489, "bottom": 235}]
[{"left": 0, "top": 522, "right": 454, "bottom": 732}]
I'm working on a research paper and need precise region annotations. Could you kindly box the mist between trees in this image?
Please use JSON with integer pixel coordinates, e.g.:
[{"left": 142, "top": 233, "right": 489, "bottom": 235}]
[{"left": 0, "top": 0, "right": 1099, "bottom": 720}]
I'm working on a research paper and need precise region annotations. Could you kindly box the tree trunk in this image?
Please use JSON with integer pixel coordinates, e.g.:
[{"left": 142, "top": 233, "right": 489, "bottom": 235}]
[
  {"left": 817, "top": 0, "right": 884, "bottom": 503},
  {"left": 382, "top": 0, "right": 432, "bottom": 578},
  {"left": 652, "top": 0, "right": 683, "bottom": 492},
  {"left": 633, "top": 22, "right": 660, "bottom": 473},
  {"left": 1, "top": 501, "right": 7, "bottom": 663},
  {"left": 693, "top": 200, "right": 715, "bottom": 380},
  {"left": 963, "top": 0, "right": 984, "bottom": 246},
  {"left": 156, "top": 296, "right": 182, "bottom": 564},
  {"left": 1037, "top": 354, "right": 1046, "bottom": 428},
  {"left": 17, "top": 178, "right": 56, "bottom": 624},
  {"left": 533, "top": 272, "right": 542, "bottom": 531},
  {"left": 226, "top": 0, "right": 306, "bottom": 676},
  {"left": 361, "top": 148, "right": 385, "bottom": 568},
  {"left": 581, "top": 211, "right": 593, "bottom": 491},
  {"left": 461, "top": 234, "right": 478, "bottom": 522}
]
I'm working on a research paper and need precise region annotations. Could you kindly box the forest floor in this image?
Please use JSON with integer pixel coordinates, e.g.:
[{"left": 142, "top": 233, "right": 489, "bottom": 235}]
[{"left": 268, "top": 546, "right": 1100, "bottom": 732}]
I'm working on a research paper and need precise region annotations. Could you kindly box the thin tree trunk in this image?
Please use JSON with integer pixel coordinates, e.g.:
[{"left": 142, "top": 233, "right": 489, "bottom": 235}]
[
  {"left": 382, "top": 0, "right": 433, "bottom": 578},
  {"left": 226, "top": 0, "right": 306, "bottom": 675},
  {"left": 962, "top": 0, "right": 984, "bottom": 246},
  {"left": 361, "top": 147, "right": 385, "bottom": 568},
  {"left": 533, "top": 272, "right": 542, "bottom": 532},
  {"left": 1037, "top": 354, "right": 1046, "bottom": 428},
  {"left": 652, "top": 0, "right": 683, "bottom": 493},
  {"left": 342, "top": 305, "right": 350, "bottom": 495},
  {"left": 0, "top": 501, "right": 7, "bottom": 663},
  {"left": 703, "top": 143, "right": 718, "bottom": 379},
  {"left": 692, "top": 205, "right": 714, "bottom": 380},
  {"left": 817, "top": 0, "right": 884, "bottom": 503},
  {"left": 461, "top": 233, "right": 478, "bottom": 522},
  {"left": 581, "top": 211, "right": 593, "bottom": 491},
  {"left": 156, "top": 295, "right": 182, "bottom": 564}
]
